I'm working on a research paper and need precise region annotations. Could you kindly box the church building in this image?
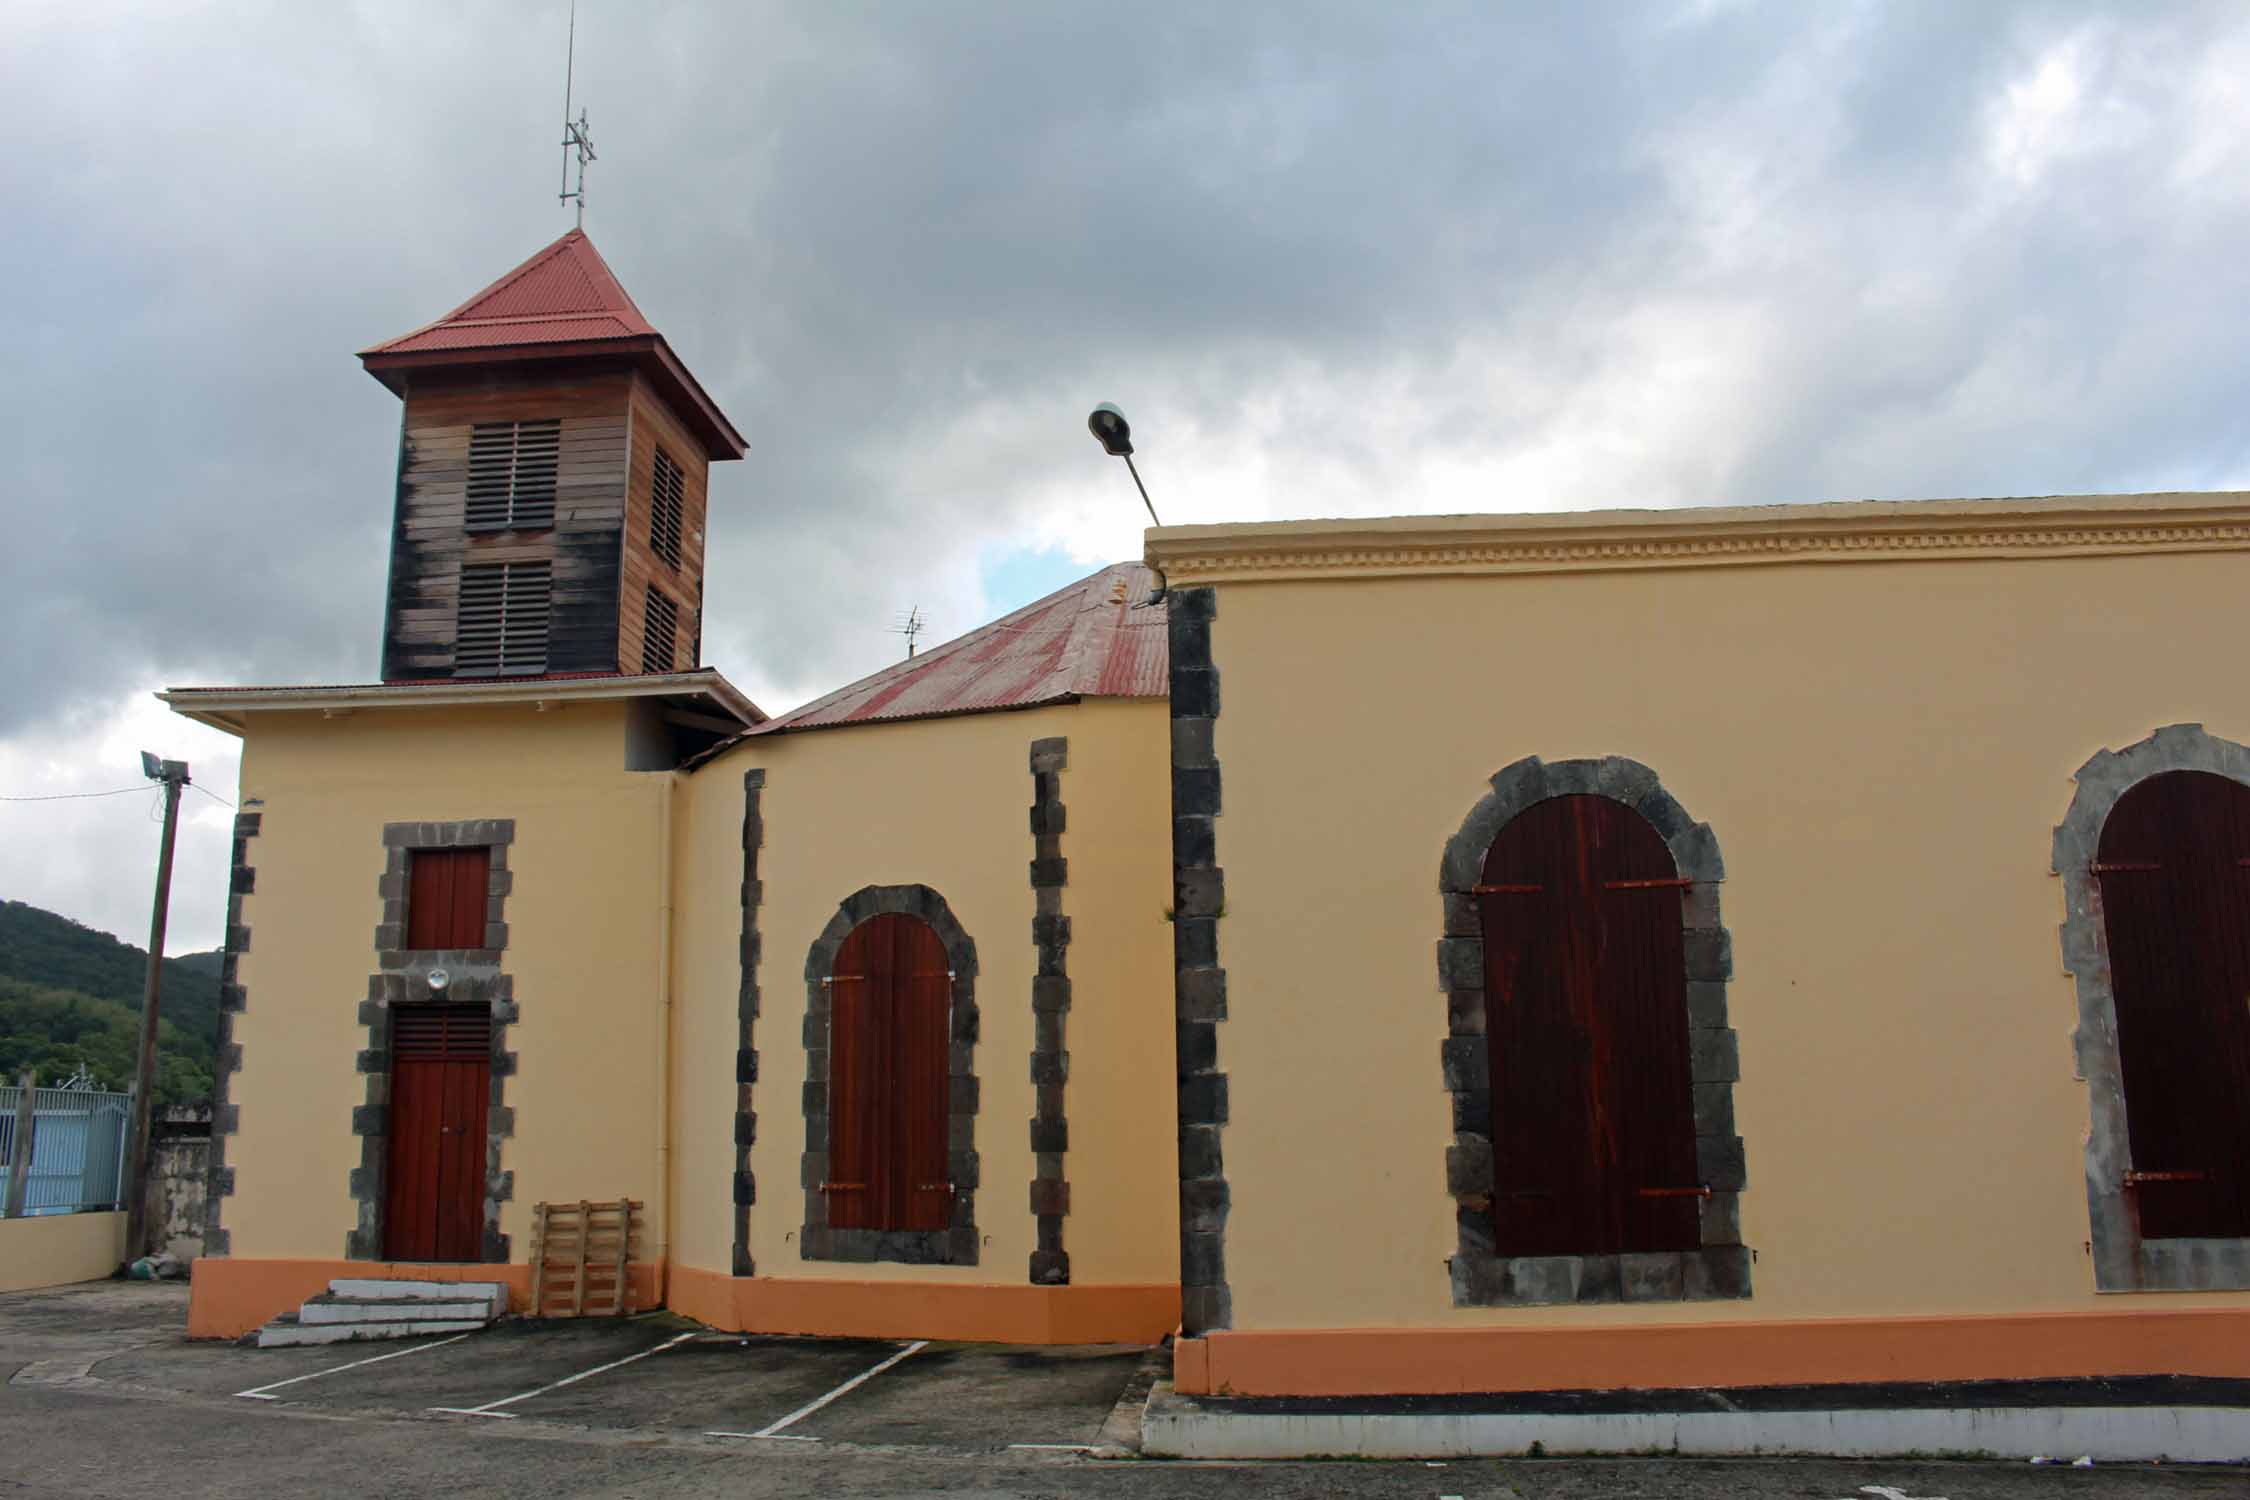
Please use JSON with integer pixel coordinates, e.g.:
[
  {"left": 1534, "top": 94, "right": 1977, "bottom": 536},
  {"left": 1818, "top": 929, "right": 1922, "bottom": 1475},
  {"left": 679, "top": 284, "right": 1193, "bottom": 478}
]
[{"left": 168, "top": 229, "right": 2250, "bottom": 1401}]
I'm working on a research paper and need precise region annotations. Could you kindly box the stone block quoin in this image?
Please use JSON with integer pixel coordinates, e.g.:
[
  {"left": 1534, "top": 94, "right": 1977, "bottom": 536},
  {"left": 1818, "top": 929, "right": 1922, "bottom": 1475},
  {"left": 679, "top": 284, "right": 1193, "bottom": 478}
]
[
  {"left": 1167, "top": 584, "right": 1231, "bottom": 1334},
  {"left": 734, "top": 768, "right": 766, "bottom": 1277},
  {"left": 204, "top": 809, "right": 263, "bottom": 1258},
  {"left": 1027, "top": 737, "right": 1073, "bottom": 1285}
]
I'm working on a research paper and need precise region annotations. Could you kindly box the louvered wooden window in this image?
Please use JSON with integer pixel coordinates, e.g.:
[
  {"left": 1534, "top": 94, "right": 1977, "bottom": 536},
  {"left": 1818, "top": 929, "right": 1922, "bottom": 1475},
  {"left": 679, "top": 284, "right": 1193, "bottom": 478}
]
[
  {"left": 649, "top": 447, "right": 685, "bottom": 569},
  {"left": 391, "top": 1001, "right": 492, "bottom": 1061},
  {"left": 455, "top": 561, "right": 552, "bottom": 676},
  {"left": 2095, "top": 769, "right": 2250, "bottom": 1240},
  {"left": 406, "top": 847, "right": 491, "bottom": 950},
  {"left": 466, "top": 419, "right": 560, "bottom": 531},
  {"left": 642, "top": 585, "right": 679, "bottom": 674},
  {"left": 1480, "top": 795, "right": 1700, "bottom": 1258},
  {"left": 827, "top": 914, "right": 952, "bottom": 1232}
]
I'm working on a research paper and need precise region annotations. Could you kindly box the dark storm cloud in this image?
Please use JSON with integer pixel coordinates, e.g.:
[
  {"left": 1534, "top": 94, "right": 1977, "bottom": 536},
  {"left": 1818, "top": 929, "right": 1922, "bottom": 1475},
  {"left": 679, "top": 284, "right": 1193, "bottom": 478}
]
[{"left": 2, "top": 3, "right": 2249, "bottom": 893}]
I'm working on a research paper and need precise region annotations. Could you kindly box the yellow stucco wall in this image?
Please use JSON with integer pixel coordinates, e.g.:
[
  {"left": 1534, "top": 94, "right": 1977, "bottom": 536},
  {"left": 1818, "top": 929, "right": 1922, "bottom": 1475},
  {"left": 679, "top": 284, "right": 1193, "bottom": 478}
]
[
  {"left": 0, "top": 1211, "right": 126, "bottom": 1293},
  {"left": 669, "top": 698, "right": 1180, "bottom": 1288},
  {"left": 225, "top": 703, "right": 671, "bottom": 1264},
  {"left": 1194, "top": 545, "right": 2250, "bottom": 1331}
]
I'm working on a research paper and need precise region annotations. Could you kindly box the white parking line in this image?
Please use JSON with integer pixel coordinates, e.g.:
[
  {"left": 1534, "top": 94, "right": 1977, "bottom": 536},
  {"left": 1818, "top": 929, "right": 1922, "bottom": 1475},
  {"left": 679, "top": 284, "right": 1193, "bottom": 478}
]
[
  {"left": 428, "top": 1329, "right": 698, "bottom": 1419},
  {"left": 235, "top": 1333, "right": 473, "bottom": 1401},
  {"left": 706, "top": 1339, "right": 927, "bottom": 1441}
]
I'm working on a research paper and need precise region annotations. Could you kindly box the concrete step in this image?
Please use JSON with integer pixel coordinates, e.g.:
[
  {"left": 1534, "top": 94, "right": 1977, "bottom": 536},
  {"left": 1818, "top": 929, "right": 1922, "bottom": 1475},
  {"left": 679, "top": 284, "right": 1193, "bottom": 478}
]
[
  {"left": 326, "top": 1279, "right": 508, "bottom": 1316},
  {"left": 256, "top": 1316, "right": 489, "bottom": 1349},
  {"left": 299, "top": 1294, "right": 496, "bottom": 1326}
]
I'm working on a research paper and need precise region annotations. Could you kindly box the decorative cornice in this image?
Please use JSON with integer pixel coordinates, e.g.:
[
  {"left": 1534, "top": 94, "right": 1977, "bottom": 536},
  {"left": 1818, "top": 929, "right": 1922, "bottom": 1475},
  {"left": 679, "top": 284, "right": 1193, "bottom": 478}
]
[{"left": 1143, "top": 492, "right": 2250, "bottom": 584}]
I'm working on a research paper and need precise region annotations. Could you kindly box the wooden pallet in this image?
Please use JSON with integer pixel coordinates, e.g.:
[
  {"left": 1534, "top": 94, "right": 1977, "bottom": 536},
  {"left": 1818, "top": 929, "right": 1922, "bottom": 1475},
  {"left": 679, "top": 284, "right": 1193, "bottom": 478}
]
[{"left": 529, "top": 1198, "right": 642, "bottom": 1317}]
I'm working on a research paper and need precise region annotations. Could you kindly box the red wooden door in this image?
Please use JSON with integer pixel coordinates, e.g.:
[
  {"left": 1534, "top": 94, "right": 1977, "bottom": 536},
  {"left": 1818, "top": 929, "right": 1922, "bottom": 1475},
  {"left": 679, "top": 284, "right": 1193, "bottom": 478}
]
[
  {"left": 826, "top": 914, "right": 951, "bottom": 1232},
  {"left": 1480, "top": 795, "right": 1699, "bottom": 1257},
  {"left": 385, "top": 1003, "right": 492, "bottom": 1262},
  {"left": 2096, "top": 770, "right": 2250, "bottom": 1239},
  {"left": 407, "top": 847, "right": 491, "bottom": 949}
]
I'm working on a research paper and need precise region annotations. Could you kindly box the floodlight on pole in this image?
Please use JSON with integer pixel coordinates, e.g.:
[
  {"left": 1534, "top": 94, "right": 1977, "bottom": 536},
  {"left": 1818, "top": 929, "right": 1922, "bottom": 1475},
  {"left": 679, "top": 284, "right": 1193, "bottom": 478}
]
[{"left": 1087, "top": 403, "right": 1160, "bottom": 527}]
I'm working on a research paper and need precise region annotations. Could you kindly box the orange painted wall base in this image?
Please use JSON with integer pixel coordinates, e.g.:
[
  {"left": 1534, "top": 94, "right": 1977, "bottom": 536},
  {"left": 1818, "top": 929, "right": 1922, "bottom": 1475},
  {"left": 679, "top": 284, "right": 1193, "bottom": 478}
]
[
  {"left": 190, "top": 1257, "right": 1176, "bottom": 1346},
  {"left": 667, "top": 1265, "right": 1178, "bottom": 1345},
  {"left": 187, "top": 1258, "right": 665, "bottom": 1340},
  {"left": 1173, "top": 1307, "right": 2250, "bottom": 1397}
]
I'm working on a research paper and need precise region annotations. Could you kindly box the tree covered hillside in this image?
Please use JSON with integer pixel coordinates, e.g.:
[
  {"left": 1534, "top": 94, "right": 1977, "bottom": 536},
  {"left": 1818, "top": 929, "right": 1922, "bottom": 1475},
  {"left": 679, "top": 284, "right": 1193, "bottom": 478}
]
[{"left": 0, "top": 900, "right": 221, "bottom": 1107}]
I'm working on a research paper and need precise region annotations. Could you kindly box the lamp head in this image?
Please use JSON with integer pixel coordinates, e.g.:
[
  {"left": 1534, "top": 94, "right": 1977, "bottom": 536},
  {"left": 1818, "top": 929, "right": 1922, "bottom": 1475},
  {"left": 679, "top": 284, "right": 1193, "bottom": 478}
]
[{"left": 1087, "top": 403, "right": 1133, "bottom": 457}]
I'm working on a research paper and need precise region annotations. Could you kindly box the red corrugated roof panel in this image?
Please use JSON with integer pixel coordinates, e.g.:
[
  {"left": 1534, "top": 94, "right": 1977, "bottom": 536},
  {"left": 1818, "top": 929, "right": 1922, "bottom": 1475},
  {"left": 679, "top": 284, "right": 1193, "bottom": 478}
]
[
  {"left": 356, "top": 230, "right": 748, "bottom": 460},
  {"left": 754, "top": 563, "right": 1168, "bottom": 735},
  {"left": 361, "top": 229, "right": 656, "bottom": 357}
]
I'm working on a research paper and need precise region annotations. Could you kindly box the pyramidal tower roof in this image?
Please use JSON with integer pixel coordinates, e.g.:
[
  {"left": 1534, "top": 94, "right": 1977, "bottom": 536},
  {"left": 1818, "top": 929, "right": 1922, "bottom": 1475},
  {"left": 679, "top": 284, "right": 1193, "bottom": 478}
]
[
  {"left": 361, "top": 228, "right": 656, "bottom": 355},
  {"left": 359, "top": 229, "right": 745, "bottom": 459}
]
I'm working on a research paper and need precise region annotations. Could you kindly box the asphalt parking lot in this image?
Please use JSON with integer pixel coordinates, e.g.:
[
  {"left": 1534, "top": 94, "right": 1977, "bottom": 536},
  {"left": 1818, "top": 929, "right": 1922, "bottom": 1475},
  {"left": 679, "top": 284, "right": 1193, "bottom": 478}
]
[
  {"left": 94, "top": 1310, "right": 1152, "bottom": 1453},
  {"left": 9, "top": 1282, "right": 2250, "bottom": 1499}
]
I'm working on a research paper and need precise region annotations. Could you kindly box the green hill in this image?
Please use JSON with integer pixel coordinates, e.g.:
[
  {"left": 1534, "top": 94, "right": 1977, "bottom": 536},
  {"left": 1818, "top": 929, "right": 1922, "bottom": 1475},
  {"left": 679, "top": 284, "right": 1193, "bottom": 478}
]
[{"left": 0, "top": 900, "right": 221, "bottom": 1107}]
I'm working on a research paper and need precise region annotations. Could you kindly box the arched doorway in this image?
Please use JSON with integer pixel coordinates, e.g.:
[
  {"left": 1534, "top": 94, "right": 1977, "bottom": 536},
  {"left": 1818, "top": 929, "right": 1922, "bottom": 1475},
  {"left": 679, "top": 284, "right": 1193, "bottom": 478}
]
[{"left": 2094, "top": 768, "right": 2250, "bottom": 1242}]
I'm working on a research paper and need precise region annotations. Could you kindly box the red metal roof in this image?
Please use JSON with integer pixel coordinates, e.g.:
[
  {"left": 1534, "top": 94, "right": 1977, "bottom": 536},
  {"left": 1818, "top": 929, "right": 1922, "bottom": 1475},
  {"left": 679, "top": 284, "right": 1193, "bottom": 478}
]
[
  {"left": 754, "top": 563, "right": 1168, "bottom": 735},
  {"left": 361, "top": 230, "right": 656, "bottom": 356},
  {"left": 356, "top": 230, "right": 747, "bottom": 460}
]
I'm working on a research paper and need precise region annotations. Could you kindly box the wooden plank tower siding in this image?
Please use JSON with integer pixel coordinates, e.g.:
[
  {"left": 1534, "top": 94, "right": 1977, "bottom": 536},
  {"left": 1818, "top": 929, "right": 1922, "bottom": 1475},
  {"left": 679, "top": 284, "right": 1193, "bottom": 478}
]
[
  {"left": 360, "top": 230, "right": 744, "bottom": 683},
  {"left": 379, "top": 367, "right": 717, "bottom": 681}
]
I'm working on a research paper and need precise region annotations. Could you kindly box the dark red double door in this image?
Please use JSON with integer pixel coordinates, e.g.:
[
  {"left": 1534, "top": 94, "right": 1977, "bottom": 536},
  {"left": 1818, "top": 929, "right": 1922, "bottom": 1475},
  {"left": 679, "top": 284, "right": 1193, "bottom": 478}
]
[
  {"left": 827, "top": 913, "right": 953, "bottom": 1232},
  {"left": 384, "top": 1002, "right": 491, "bottom": 1263},
  {"left": 2096, "top": 769, "right": 2250, "bottom": 1240},
  {"left": 1479, "top": 794, "right": 1701, "bottom": 1257}
]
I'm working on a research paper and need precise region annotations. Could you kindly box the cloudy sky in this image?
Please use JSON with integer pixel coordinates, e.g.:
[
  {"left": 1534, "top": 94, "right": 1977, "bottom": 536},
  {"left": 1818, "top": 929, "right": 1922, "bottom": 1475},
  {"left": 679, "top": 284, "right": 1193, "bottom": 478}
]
[{"left": 4, "top": 0, "right": 2248, "bottom": 956}]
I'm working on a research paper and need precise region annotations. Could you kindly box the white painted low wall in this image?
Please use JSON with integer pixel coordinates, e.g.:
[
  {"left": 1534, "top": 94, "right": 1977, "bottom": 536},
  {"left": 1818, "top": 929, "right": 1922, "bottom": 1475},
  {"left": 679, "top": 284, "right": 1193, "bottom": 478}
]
[
  {"left": 1142, "top": 1385, "right": 2250, "bottom": 1464},
  {"left": 0, "top": 1211, "right": 125, "bottom": 1293}
]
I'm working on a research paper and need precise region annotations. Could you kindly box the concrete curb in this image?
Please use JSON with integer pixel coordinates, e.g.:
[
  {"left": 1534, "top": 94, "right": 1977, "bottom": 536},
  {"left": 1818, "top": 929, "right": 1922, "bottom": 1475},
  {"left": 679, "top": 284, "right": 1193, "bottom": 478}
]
[{"left": 1141, "top": 1385, "right": 2250, "bottom": 1462}]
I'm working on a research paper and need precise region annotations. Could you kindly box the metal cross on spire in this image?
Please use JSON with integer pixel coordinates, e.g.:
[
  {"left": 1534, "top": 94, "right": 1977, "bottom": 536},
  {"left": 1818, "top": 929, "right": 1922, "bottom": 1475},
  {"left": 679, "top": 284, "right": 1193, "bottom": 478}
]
[{"left": 559, "top": 0, "right": 597, "bottom": 227}]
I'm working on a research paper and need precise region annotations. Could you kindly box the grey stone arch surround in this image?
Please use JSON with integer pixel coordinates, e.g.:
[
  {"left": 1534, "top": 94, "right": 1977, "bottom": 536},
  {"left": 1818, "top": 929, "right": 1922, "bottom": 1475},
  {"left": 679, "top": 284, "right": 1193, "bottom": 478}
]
[
  {"left": 799, "top": 884, "right": 981, "bottom": 1265},
  {"left": 2055, "top": 722, "right": 2250, "bottom": 1292},
  {"left": 348, "top": 819, "right": 519, "bottom": 1263},
  {"left": 1437, "top": 756, "right": 1751, "bottom": 1306}
]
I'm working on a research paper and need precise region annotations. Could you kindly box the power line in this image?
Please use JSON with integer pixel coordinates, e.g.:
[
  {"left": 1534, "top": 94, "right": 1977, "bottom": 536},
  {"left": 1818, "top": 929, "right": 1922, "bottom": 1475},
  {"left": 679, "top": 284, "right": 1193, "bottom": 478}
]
[
  {"left": 0, "top": 786, "right": 152, "bottom": 803},
  {"left": 188, "top": 783, "right": 236, "bottom": 810}
]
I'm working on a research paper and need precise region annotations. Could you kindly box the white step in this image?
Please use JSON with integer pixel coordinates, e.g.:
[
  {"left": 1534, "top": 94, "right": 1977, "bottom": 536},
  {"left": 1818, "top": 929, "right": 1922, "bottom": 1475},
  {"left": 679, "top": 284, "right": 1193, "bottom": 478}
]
[
  {"left": 299, "top": 1294, "right": 495, "bottom": 1325},
  {"left": 256, "top": 1317, "right": 489, "bottom": 1348},
  {"left": 328, "top": 1278, "right": 508, "bottom": 1312}
]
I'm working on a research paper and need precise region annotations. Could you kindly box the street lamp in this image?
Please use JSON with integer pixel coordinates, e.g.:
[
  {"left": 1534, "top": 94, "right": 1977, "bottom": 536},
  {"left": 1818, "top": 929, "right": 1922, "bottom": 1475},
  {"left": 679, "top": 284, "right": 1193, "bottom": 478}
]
[{"left": 1087, "top": 403, "right": 1161, "bottom": 527}]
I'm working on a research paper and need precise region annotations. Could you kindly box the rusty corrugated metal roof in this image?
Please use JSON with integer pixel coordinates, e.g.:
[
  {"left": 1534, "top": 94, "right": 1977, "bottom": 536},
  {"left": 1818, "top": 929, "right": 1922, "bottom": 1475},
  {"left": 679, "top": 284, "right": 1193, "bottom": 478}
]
[
  {"left": 360, "top": 229, "right": 656, "bottom": 356},
  {"left": 751, "top": 562, "right": 1168, "bottom": 736}
]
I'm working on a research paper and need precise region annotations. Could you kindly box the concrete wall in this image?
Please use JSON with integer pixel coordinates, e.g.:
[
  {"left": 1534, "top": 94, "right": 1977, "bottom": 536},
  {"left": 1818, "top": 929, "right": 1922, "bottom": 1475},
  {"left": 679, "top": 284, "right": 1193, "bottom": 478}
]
[
  {"left": 150, "top": 1129, "right": 208, "bottom": 1263},
  {"left": 668, "top": 697, "right": 1180, "bottom": 1336},
  {"left": 1146, "top": 498, "right": 2250, "bottom": 1356},
  {"left": 0, "top": 1212, "right": 125, "bottom": 1293}
]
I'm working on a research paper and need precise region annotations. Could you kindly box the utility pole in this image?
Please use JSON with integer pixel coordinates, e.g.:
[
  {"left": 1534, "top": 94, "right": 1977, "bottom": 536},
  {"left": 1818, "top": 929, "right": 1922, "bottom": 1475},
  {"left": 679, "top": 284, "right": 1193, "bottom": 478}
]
[
  {"left": 4, "top": 1067, "right": 34, "bottom": 1219},
  {"left": 123, "top": 754, "right": 188, "bottom": 1262}
]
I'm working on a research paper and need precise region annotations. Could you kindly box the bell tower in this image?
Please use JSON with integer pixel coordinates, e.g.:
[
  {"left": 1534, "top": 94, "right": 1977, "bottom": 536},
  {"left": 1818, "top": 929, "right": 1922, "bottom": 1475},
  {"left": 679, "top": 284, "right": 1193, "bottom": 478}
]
[{"left": 358, "top": 230, "right": 747, "bottom": 682}]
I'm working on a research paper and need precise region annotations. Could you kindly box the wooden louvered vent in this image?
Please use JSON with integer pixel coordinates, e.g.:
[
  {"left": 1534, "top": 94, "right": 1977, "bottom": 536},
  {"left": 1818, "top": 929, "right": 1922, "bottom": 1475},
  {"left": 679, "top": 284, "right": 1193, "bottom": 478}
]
[
  {"left": 466, "top": 419, "right": 561, "bottom": 531},
  {"left": 391, "top": 1002, "right": 493, "bottom": 1062},
  {"left": 649, "top": 447, "right": 685, "bottom": 568},
  {"left": 456, "top": 561, "right": 553, "bottom": 676},
  {"left": 642, "top": 585, "right": 679, "bottom": 675}
]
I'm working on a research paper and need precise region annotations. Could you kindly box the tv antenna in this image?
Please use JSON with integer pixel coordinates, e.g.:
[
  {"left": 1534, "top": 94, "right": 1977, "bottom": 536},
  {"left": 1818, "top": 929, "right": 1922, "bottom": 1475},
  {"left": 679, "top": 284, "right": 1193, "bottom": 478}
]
[
  {"left": 894, "top": 607, "right": 927, "bottom": 660},
  {"left": 559, "top": 0, "right": 597, "bottom": 227}
]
